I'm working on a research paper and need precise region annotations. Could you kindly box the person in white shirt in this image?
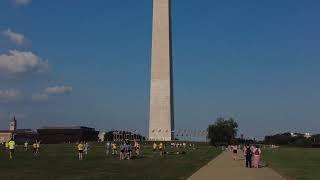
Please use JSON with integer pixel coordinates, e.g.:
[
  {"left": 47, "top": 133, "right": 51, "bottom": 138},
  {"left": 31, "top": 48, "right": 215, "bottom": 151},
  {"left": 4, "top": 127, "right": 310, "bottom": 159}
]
[
  {"left": 252, "top": 145, "right": 262, "bottom": 168},
  {"left": 105, "top": 141, "right": 111, "bottom": 156},
  {"left": 24, "top": 141, "right": 28, "bottom": 151}
]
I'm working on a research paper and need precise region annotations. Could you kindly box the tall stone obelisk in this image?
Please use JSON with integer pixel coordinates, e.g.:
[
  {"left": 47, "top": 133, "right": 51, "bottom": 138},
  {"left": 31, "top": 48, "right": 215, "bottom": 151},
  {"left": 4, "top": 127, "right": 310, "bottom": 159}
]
[{"left": 149, "top": 0, "right": 174, "bottom": 141}]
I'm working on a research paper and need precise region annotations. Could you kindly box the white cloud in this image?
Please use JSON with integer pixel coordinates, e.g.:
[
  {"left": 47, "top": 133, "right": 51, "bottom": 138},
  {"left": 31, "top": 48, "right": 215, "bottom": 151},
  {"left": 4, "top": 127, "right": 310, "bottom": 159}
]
[
  {"left": 45, "top": 86, "right": 73, "bottom": 95},
  {"left": 0, "top": 89, "right": 20, "bottom": 102},
  {"left": 31, "top": 93, "right": 49, "bottom": 102},
  {"left": 2, "top": 29, "right": 25, "bottom": 45},
  {"left": 13, "top": 0, "right": 32, "bottom": 6},
  {"left": 31, "top": 85, "right": 72, "bottom": 103},
  {"left": 0, "top": 50, "right": 48, "bottom": 77}
]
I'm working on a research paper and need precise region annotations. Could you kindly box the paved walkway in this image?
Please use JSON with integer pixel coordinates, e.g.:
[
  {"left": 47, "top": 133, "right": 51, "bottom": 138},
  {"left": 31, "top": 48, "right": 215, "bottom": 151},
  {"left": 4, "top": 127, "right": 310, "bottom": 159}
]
[{"left": 188, "top": 151, "right": 286, "bottom": 180}]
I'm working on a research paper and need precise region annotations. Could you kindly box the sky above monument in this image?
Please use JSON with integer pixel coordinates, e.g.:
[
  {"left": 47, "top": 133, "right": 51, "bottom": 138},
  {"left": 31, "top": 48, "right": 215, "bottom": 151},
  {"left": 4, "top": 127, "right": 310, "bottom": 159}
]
[{"left": 0, "top": 0, "right": 319, "bottom": 139}]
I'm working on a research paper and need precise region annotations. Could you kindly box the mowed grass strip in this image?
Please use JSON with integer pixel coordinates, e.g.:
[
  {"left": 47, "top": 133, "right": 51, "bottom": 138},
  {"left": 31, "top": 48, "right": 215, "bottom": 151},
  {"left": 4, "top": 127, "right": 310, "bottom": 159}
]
[
  {"left": 0, "top": 143, "right": 220, "bottom": 180},
  {"left": 263, "top": 148, "right": 320, "bottom": 180}
]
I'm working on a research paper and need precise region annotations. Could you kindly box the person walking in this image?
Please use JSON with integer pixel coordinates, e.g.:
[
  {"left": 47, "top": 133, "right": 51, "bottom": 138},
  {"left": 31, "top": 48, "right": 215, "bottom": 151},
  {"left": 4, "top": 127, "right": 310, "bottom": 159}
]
[
  {"left": 24, "top": 141, "right": 28, "bottom": 151},
  {"left": 105, "top": 141, "right": 111, "bottom": 156},
  {"left": 8, "top": 138, "right": 16, "bottom": 160},
  {"left": 119, "top": 142, "right": 125, "bottom": 160},
  {"left": 36, "top": 141, "right": 40, "bottom": 154},
  {"left": 32, "top": 141, "right": 37, "bottom": 156},
  {"left": 153, "top": 142, "right": 157, "bottom": 153},
  {"left": 253, "top": 145, "right": 262, "bottom": 168},
  {"left": 134, "top": 141, "right": 140, "bottom": 156},
  {"left": 232, "top": 145, "right": 238, "bottom": 160},
  {"left": 244, "top": 144, "right": 253, "bottom": 168},
  {"left": 128, "top": 142, "right": 132, "bottom": 159},
  {"left": 112, "top": 142, "right": 117, "bottom": 155},
  {"left": 159, "top": 142, "right": 164, "bottom": 156},
  {"left": 84, "top": 142, "right": 89, "bottom": 155}
]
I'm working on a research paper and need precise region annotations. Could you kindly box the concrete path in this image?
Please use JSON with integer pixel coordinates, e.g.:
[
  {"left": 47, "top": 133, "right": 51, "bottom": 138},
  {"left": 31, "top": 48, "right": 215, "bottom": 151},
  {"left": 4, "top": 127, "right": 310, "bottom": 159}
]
[{"left": 188, "top": 151, "right": 286, "bottom": 180}]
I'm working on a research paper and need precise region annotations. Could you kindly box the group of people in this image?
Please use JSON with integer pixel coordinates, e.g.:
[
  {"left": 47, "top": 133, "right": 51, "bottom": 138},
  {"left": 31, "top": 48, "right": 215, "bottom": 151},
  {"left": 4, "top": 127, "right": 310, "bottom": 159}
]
[
  {"left": 1, "top": 138, "right": 41, "bottom": 159},
  {"left": 230, "top": 144, "right": 262, "bottom": 168},
  {"left": 25, "top": 140, "right": 41, "bottom": 156},
  {"left": 77, "top": 142, "right": 90, "bottom": 160},
  {"left": 77, "top": 140, "right": 141, "bottom": 161},
  {"left": 244, "top": 144, "right": 262, "bottom": 168},
  {"left": 3, "top": 139, "right": 194, "bottom": 161},
  {"left": 153, "top": 142, "right": 165, "bottom": 156},
  {"left": 170, "top": 142, "right": 195, "bottom": 149},
  {"left": 119, "top": 140, "right": 140, "bottom": 160},
  {"left": 151, "top": 141, "right": 195, "bottom": 156}
]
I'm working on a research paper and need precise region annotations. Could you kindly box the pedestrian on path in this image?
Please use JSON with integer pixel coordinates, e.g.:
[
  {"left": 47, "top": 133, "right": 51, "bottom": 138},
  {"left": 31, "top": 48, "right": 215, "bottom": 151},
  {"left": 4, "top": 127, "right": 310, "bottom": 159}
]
[
  {"left": 253, "top": 145, "right": 262, "bottom": 168},
  {"left": 188, "top": 150, "right": 285, "bottom": 180},
  {"left": 232, "top": 145, "right": 238, "bottom": 160},
  {"left": 244, "top": 144, "right": 252, "bottom": 168}
]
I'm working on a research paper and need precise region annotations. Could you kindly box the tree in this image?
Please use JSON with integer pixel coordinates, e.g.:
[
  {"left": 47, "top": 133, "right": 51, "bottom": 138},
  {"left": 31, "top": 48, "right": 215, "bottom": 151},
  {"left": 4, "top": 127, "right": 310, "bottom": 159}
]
[
  {"left": 264, "top": 132, "right": 315, "bottom": 147},
  {"left": 207, "top": 117, "right": 238, "bottom": 145}
]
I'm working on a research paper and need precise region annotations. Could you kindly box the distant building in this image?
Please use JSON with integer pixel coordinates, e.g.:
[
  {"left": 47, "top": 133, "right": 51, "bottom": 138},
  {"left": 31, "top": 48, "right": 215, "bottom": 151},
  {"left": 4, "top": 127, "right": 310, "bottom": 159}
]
[
  {"left": 304, "top": 133, "right": 312, "bottom": 138},
  {"left": 0, "top": 130, "right": 13, "bottom": 143},
  {"left": 9, "top": 116, "right": 17, "bottom": 131},
  {"left": 37, "top": 126, "right": 99, "bottom": 144},
  {"left": 0, "top": 117, "right": 16, "bottom": 143},
  {"left": 13, "top": 129, "right": 38, "bottom": 144},
  {"left": 0, "top": 117, "right": 37, "bottom": 144},
  {"left": 290, "top": 132, "right": 309, "bottom": 138},
  {"left": 290, "top": 132, "right": 297, "bottom": 137},
  {"left": 98, "top": 132, "right": 106, "bottom": 142}
]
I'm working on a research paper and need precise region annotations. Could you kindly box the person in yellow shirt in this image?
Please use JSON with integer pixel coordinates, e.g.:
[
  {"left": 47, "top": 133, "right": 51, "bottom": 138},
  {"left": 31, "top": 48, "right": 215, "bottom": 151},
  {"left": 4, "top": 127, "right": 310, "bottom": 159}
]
[
  {"left": 33, "top": 140, "right": 40, "bottom": 156},
  {"left": 32, "top": 141, "right": 37, "bottom": 155},
  {"left": 153, "top": 142, "right": 157, "bottom": 153},
  {"left": 111, "top": 143, "right": 114, "bottom": 155},
  {"left": 8, "top": 138, "right": 15, "bottom": 159},
  {"left": 112, "top": 142, "right": 117, "bottom": 155},
  {"left": 134, "top": 141, "right": 140, "bottom": 156},
  {"left": 159, "top": 142, "right": 164, "bottom": 156},
  {"left": 77, "top": 142, "right": 84, "bottom": 160}
]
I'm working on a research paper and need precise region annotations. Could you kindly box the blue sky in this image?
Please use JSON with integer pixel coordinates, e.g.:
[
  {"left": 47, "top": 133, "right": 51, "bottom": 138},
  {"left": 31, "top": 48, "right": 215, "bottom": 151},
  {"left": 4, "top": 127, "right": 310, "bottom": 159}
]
[{"left": 0, "top": 0, "right": 319, "bottom": 138}]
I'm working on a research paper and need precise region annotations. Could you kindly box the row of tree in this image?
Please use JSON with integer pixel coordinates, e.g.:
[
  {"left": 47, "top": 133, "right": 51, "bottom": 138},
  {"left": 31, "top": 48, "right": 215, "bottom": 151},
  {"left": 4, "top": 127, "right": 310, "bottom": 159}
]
[
  {"left": 98, "top": 117, "right": 319, "bottom": 147},
  {"left": 264, "top": 133, "right": 320, "bottom": 147},
  {"left": 207, "top": 117, "right": 320, "bottom": 147}
]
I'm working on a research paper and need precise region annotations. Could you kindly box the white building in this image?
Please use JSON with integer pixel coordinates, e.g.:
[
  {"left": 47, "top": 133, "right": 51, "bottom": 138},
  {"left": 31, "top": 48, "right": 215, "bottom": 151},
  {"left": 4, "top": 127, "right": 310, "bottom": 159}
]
[{"left": 0, "top": 117, "right": 17, "bottom": 143}]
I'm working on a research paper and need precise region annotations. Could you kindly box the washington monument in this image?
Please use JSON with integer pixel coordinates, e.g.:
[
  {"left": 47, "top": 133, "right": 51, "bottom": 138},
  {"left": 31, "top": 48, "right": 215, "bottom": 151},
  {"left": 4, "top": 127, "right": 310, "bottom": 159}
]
[{"left": 149, "top": 0, "right": 174, "bottom": 141}]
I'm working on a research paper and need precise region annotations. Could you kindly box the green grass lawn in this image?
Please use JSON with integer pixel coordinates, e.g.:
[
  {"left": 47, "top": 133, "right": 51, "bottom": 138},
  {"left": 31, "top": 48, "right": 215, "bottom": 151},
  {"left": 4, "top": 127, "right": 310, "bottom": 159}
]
[
  {"left": 0, "top": 143, "right": 220, "bottom": 180},
  {"left": 263, "top": 148, "right": 320, "bottom": 180}
]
